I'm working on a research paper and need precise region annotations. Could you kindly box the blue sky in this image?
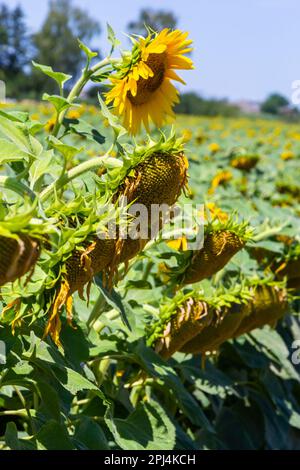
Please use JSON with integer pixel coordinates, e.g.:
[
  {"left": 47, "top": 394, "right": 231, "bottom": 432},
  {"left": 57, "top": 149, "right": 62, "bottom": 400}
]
[{"left": 7, "top": 0, "right": 300, "bottom": 102}]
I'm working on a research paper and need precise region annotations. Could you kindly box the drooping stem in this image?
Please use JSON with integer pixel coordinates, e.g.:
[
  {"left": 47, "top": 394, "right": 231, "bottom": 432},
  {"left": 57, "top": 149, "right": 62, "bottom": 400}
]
[{"left": 40, "top": 155, "right": 122, "bottom": 202}]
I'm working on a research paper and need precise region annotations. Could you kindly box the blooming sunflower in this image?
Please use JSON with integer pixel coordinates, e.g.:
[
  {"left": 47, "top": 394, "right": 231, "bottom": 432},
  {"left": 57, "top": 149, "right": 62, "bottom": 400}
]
[{"left": 106, "top": 29, "right": 193, "bottom": 134}]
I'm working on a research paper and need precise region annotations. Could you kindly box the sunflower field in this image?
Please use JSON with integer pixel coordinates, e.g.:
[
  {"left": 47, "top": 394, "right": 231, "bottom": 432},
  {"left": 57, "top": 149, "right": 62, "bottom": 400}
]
[{"left": 0, "top": 27, "right": 300, "bottom": 451}]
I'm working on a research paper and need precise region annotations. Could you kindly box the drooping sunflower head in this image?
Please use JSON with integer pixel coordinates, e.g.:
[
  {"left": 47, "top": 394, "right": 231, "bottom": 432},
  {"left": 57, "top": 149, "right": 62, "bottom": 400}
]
[{"left": 106, "top": 28, "right": 194, "bottom": 134}]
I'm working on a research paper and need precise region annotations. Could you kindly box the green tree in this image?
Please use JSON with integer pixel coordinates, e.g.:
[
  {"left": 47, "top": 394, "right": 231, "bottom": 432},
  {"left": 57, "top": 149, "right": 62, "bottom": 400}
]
[
  {"left": 0, "top": 3, "right": 31, "bottom": 97},
  {"left": 261, "top": 93, "right": 289, "bottom": 115},
  {"left": 0, "top": 4, "right": 10, "bottom": 70},
  {"left": 175, "top": 92, "right": 239, "bottom": 117},
  {"left": 127, "top": 8, "right": 177, "bottom": 36},
  {"left": 32, "top": 0, "right": 101, "bottom": 95}
]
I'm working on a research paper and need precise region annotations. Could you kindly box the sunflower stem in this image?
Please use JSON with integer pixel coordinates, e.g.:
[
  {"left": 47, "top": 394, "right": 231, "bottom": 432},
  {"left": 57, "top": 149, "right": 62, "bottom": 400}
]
[
  {"left": 87, "top": 292, "right": 107, "bottom": 329},
  {"left": 253, "top": 224, "right": 288, "bottom": 242},
  {"left": 13, "top": 386, "right": 36, "bottom": 436},
  {"left": 39, "top": 155, "right": 122, "bottom": 202},
  {"left": 51, "top": 57, "right": 119, "bottom": 138},
  {"left": 92, "top": 310, "right": 121, "bottom": 333}
]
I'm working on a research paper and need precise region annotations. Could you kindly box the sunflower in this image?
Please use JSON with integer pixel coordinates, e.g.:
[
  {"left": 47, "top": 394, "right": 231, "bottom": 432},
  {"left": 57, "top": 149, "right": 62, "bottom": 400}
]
[{"left": 106, "top": 29, "right": 193, "bottom": 134}]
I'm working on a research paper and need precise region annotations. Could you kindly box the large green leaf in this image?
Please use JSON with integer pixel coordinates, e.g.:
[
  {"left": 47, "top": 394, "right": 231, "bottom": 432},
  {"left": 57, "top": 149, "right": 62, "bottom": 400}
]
[
  {"left": 0, "top": 115, "right": 43, "bottom": 157},
  {"left": 0, "top": 138, "right": 30, "bottom": 164},
  {"left": 33, "top": 62, "right": 72, "bottom": 90},
  {"left": 135, "top": 343, "right": 213, "bottom": 432},
  {"left": 35, "top": 420, "right": 74, "bottom": 450},
  {"left": 105, "top": 399, "right": 176, "bottom": 450},
  {"left": 74, "top": 417, "right": 109, "bottom": 450},
  {"left": 5, "top": 422, "right": 36, "bottom": 450}
]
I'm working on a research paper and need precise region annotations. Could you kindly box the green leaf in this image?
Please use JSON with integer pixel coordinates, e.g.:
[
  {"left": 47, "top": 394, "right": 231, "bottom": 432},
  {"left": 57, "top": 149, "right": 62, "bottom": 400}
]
[
  {"left": 5, "top": 422, "right": 36, "bottom": 450},
  {"left": 251, "top": 391, "right": 290, "bottom": 449},
  {"left": 105, "top": 399, "right": 176, "bottom": 450},
  {"left": 61, "top": 322, "right": 90, "bottom": 365},
  {"left": 289, "top": 409, "right": 300, "bottom": 430},
  {"left": 0, "top": 138, "right": 30, "bottom": 164},
  {"left": 107, "top": 23, "right": 120, "bottom": 55},
  {"left": 33, "top": 62, "right": 72, "bottom": 90},
  {"left": 74, "top": 417, "right": 109, "bottom": 450},
  {"left": 98, "top": 93, "right": 127, "bottom": 138},
  {"left": 28, "top": 120, "right": 45, "bottom": 135},
  {"left": 63, "top": 117, "right": 105, "bottom": 145},
  {"left": 135, "top": 344, "right": 213, "bottom": 432},
  {"left": 5, "top": 422, "right": 37, "bottom": 450},
  {"left": 254, "top": 239, "right": 284, "bottom": 254},
  {"left": 181, "top": 359, "right": 235, "bottom": 398},
  {"left": 37, "top": 382, "right": 61, "bottom": 422},
  {"left": 78, "top": 39, "right": 98, "bottom": 61},
  {"left": 215, "top": 404, "right": 264, "bottom": 450},
  {"left": 12, "top": 361, "right": 34, "bottom": 376},
  {"left": 42, "top": 93, "right": 74, "bottom": 114},
  {"left": 35, "top": 421, "right": 74, "bottom": 450},
  {"left": 94, "top": 275, "right": 131, "bottom": 330},
  {"left": 89, "top": 335, "right": 124, "bottom": 357},
  {"left": 29, "top": 149, "right": 56, "bottom": 190},
  {"left": 54, "top": 366, "right": 101, "bottom": 395},
  {"left": 5, "top": 422, "right": 21, "bottom": 450},
  {"left": 0, "top": 109, "right": 29, "bottom": 123},
  {"left": 48, "top": 135, "right": 83, "bottom": 160},
  {"left": 250, "top": 328, "right": 299, "bottom": 381},
  {"left": 0, "top": 115, "right": 42, "bottom": 157}
]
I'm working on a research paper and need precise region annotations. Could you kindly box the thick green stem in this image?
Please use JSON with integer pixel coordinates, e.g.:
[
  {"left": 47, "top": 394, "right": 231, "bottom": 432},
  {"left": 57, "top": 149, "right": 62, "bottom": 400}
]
[
  {"left": 92, "top": 310, "right": 121, "bottom": 333},
  {"left": 0, "top": 409, "right": 28, "bottom": 417},
  {"left": 87, "top": 293, "right": 107, "bottom": 329},
  {"left": 13, "top": 386, "right": 36, "bottom": 435},
  {"left": 40, "top": 155, "right": 122, "bottom": 202},
  {"left": 52, "top": 57, "right": 119, "bottom": 138},
  {"left": 253, "top": 225, "right": 288, "bottom": 242}
]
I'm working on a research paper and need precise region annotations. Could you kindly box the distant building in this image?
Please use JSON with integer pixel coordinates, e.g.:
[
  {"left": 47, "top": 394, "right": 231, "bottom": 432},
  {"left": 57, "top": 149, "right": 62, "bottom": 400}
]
[
  {"left": 278, "top": 105, "right": 299, "bottom": 117},
  {"left": 233, "top": 100, "right": 261, "bottom": 114}
]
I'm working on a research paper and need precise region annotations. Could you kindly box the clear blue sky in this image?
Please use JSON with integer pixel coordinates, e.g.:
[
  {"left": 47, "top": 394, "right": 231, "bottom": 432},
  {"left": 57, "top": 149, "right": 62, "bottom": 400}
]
[{"left": 7, "top": 0, "right": 300, "bottom": 102}]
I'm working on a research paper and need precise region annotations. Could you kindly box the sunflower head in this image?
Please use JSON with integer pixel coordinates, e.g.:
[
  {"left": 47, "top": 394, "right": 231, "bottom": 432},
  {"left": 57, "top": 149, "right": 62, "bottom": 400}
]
[
  {"left": 155, "top": 297, "right": 212, "bottom": 359},
  {"left": 106, "top": 29, "right": 193, "bottom": 134},
  {"left": 233, "top": 282, "right": 288, "bottom": 337},
  {"left": 0, "top": 233, "right": 40, "bottom": 287},
  {"left": 176, "top": 218, "right": 252, "bottom": 286}
]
